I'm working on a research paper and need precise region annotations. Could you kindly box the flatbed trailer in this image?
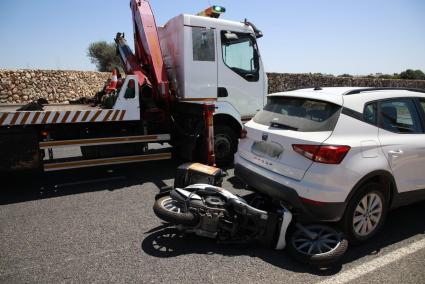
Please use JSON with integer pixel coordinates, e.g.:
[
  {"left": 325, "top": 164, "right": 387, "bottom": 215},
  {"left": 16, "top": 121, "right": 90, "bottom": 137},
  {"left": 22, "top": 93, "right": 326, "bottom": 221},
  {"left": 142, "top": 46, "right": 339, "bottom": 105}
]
[{"left": 0, "top": 77, "right": 213, "bottom": 172}]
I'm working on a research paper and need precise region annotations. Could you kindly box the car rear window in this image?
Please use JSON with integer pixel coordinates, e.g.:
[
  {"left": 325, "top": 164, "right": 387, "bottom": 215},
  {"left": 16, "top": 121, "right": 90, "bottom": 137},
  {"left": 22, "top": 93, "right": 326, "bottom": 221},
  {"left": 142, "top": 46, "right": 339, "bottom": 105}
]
[{"left": 253, "top": 97, "right": 341, "bottom": 132}]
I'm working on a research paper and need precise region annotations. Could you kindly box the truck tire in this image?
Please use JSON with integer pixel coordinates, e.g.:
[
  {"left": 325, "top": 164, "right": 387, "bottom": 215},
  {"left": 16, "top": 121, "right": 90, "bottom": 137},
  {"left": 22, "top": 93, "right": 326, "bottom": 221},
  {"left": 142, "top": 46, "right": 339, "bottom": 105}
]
[
  {"left": 153, "top": 196, "right": 199, "bottom": 226},
  {"left": 214, "top": 125, "right": 237, "bottom": 166},
  {"left": 287, "top": 224, "right": 348, "bottom": 267}
]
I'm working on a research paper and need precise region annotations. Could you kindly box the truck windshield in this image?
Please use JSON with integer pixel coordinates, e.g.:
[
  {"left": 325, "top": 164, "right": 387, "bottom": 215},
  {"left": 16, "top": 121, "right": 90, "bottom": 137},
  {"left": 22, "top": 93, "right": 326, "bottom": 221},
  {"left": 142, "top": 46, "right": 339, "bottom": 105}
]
[
  {"left": 253, "top": 97, "right": 341, "bottom": 132},
  {"left": 221, "top": 31, "right": 259, "bottom": 82}
]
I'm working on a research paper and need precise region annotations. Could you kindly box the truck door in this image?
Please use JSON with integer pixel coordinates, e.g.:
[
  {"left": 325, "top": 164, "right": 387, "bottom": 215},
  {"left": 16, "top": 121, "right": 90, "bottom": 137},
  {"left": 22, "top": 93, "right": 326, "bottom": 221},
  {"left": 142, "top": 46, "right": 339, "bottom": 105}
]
[
  {"left": 113, "top": 76, "right": 140, "bottom": 121},
  {"left": 217, "top": 30, "right": 266, "bottom": 119}
]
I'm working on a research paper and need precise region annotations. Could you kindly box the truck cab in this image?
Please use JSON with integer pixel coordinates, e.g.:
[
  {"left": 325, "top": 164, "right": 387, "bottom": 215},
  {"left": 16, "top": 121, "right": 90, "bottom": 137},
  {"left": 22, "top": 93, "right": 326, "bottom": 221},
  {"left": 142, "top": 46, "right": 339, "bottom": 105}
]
[
  {"left": 158, "top": 14, "right": 267, "bottom": 163},
  {"left": 159, "top": 14, "right": 267, "bottom": 120}
]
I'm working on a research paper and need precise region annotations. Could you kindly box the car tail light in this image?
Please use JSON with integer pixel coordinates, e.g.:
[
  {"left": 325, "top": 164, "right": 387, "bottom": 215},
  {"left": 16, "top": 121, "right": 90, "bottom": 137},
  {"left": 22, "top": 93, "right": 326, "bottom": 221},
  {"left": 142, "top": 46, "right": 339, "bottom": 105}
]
[
  {"left": 292, "top": 144, "right": 350, "bottom": 164},
  {"left": 240, "top": 127, "right": 247, "bottom": 139}
]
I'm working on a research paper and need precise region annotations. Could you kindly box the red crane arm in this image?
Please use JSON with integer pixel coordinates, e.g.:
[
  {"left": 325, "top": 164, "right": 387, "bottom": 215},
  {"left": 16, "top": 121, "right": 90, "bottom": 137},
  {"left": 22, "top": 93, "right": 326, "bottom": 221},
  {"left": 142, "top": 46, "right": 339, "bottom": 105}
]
[
  {"left": 130, "top": 0, "right": 170, "bottom": 101},
  {"left": 115, "top": 33, "right": 148, "bottom": 87}
]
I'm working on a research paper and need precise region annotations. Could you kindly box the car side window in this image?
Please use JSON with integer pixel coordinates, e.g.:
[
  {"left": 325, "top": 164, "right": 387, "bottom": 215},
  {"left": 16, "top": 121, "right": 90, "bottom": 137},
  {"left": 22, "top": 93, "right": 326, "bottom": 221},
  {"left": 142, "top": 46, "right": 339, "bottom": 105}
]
[
  {"left": 363, "top": 102, "right": 377, "bottom": 125},
  {"left": 379, "top": 98, "right": 423, "bottom": 133},
  {"left": 419, "top": 98, "right": 425, "bottom": 114}
]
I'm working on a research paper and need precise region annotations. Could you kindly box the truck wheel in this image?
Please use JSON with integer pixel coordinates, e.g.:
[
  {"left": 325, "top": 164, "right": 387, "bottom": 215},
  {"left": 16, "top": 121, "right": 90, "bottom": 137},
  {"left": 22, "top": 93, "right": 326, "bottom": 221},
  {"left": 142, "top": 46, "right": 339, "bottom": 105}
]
[
  {"left": 341, "top": 182, "right": 388, "bottom": 244},
  {"left": 214, "top": 125, "right": 237, "bottom": 166},
  {"left": 153, "top": 196, "right": 199, "bottom": 226},
  {"left": 287, "top": 224, "right": 348, "bottom": 267}
]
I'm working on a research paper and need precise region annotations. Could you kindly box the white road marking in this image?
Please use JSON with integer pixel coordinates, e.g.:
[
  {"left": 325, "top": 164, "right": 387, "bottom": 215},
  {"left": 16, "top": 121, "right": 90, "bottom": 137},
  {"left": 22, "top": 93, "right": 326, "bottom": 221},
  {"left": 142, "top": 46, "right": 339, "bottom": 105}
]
[{"left": 318, "top": 237, "right": 425, "bottom": 284}]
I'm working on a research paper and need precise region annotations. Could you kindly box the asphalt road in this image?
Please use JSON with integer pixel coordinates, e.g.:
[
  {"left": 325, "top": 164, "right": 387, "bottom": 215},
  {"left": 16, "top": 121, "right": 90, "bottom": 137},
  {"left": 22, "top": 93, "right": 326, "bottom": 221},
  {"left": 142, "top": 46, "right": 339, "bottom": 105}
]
[{"left": 0, "top": 160, "right": 424, "bottom": 283}]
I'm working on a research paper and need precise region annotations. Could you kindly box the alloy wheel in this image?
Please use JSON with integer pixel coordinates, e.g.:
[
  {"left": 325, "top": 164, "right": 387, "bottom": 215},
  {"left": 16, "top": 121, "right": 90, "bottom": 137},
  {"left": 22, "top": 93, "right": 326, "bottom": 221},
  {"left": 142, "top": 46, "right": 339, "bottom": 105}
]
[
  {"left": 161, "top": 198, "right": 183, "bottom": 213},
  {"left": 291, "top": 225, "right": 343, "bottom": 255},
  {"left": 352, "top": 192, "right": 383, "bottom": 237}
]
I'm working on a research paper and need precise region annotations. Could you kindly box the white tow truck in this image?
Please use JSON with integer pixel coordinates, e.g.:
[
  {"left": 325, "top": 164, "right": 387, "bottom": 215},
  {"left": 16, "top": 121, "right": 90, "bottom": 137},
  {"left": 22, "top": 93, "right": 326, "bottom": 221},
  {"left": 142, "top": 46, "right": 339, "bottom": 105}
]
[{"left": 0, "top": 2, "right": 267, "bottom": 173}]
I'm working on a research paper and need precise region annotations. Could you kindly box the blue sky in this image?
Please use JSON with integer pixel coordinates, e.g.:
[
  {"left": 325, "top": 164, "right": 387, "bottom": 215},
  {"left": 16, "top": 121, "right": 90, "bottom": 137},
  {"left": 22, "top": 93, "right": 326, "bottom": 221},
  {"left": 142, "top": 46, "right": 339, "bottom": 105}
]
[{"left": 0, "top": 0, "right": 424, "bottom": 75}]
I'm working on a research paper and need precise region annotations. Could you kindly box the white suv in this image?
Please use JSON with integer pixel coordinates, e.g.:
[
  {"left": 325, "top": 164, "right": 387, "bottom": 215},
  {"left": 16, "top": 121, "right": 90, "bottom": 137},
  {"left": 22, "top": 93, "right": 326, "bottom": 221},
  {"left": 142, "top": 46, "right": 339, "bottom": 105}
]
[{"left": 234, "top": 87, "right": 425, "bottom": 243}]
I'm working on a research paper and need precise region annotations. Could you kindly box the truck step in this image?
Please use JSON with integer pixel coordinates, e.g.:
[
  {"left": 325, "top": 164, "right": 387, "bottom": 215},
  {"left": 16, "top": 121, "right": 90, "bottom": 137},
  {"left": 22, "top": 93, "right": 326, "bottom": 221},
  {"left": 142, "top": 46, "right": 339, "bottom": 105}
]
[
  {"left": 43, "top": 152, "right": 172, "bottom": 171},
  {"left": 39, "top": 134, "right": 170, "bottom": 149}
]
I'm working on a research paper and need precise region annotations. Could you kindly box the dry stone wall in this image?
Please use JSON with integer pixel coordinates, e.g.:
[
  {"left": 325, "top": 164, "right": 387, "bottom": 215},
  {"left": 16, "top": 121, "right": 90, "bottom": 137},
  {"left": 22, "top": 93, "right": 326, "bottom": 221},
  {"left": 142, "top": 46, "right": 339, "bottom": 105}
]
[
  {"left": 1, "top": 69, "right": 424, "bottom": 104},
  {"left": 0, "top": 70, "right": 109, "bottom": 104},
  {"left": 267, "top": 73, "right": 425, "bottom": 93}
]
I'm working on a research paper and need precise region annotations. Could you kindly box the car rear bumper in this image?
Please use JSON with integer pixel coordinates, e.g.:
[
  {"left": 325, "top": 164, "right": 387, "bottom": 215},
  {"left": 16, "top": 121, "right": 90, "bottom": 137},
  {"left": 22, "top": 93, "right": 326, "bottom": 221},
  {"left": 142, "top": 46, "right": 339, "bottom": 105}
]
[{"left": 234, "top": 158, "right": 346, "bottom": 222}]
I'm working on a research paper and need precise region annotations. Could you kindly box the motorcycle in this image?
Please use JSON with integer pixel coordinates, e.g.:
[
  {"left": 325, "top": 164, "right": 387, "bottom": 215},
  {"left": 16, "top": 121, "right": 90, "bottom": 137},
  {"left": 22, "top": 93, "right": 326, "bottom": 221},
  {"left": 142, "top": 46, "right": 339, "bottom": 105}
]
[{"left": 153, "top": 183, "right": 348, "bottom": 267}]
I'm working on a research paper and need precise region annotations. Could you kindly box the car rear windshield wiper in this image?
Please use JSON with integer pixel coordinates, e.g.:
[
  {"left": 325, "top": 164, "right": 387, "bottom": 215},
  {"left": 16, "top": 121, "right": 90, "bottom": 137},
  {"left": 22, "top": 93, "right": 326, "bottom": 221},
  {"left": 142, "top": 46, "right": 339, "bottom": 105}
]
[{"left": 270, "top": 121, "right": 298, "bottom": 131}]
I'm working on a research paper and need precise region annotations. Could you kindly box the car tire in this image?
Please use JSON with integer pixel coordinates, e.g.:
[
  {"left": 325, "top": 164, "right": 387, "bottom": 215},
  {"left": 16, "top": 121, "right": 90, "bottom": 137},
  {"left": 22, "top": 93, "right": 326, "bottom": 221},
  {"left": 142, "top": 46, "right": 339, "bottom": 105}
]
[
  {"left": 342, "top": 182, "right": 388, "bottom": 244},
  {"left": 214, "top": 125, "right": 238, "bottom": 166},
  {"left": 287, "top": 224, "right": 348, "bottom": 267}
]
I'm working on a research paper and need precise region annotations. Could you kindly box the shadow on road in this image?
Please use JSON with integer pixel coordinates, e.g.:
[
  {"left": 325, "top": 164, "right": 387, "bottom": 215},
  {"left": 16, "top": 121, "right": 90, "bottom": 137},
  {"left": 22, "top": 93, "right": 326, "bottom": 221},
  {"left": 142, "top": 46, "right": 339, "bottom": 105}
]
[
  {"left": 0, "top": 159, "right": 179, "bottom": 205},
  {"left": 141, "top": 226, "right": 342, "bottom": 275},
  {"left": 141, "top": 200, "right": 425, "bottom": 275}
]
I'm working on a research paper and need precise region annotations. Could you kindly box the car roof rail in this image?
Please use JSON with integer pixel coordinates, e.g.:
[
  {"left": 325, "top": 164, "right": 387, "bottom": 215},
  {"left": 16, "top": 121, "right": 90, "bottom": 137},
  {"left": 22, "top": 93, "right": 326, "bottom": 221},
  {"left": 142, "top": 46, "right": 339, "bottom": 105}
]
[{"left": 343, "top": 87, "right": 425, "bottom": 96}]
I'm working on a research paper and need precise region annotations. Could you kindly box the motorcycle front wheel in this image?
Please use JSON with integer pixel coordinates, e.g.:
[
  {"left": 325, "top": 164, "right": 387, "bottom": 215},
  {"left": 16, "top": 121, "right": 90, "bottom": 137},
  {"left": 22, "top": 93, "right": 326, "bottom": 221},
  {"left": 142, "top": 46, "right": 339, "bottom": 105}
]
[{"left": 153, "top": 196, "right": 199, "bottom": 226}]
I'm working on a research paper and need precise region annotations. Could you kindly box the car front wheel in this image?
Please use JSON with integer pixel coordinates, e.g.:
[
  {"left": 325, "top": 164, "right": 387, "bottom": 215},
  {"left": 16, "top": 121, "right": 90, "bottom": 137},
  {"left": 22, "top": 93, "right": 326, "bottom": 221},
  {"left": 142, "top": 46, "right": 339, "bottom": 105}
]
[{"left": 342, "top": 182, "right": 388, "bottom": 244}]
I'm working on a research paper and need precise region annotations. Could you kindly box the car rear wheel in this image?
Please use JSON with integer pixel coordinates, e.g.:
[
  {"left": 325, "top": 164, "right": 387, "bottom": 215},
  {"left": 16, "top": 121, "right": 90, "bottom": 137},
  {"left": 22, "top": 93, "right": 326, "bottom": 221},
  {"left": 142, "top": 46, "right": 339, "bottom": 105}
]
[
  {"left": 342, "top": 182, "right": 388, "bottom": 244},
  {"left": 287, "top": 224, "right": 348, "bottom": 267}
]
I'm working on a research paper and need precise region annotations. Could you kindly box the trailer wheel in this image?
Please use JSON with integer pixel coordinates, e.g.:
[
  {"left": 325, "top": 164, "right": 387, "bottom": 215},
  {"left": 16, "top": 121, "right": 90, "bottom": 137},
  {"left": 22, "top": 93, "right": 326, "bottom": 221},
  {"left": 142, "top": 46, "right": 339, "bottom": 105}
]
[{"left": 214, "top": 125, "right": 237, "bottom": 166}]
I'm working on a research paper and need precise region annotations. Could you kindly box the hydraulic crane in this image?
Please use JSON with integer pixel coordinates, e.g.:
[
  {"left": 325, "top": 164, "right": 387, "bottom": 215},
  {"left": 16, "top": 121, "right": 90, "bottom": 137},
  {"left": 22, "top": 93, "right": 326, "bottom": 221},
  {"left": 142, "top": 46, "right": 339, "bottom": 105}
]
[
  {"left": 115, "top": 0, "right": 171, "bottom": 109},
  {"left": 114, "top": 0, "right": 216, "bottom": 165}
]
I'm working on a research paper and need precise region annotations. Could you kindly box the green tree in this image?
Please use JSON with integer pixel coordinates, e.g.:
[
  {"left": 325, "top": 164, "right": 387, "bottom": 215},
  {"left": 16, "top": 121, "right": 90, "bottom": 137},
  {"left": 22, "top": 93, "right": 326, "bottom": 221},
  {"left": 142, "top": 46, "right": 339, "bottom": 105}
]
[
  {"left": 399, "top": 69, "right": 425, "bottom": 80},
  {"left": 392, "top": 73, "right": 401, "bottom": 79},
  {"left": 377, "top": 74, "right": 393, "bottom": 79},
  {"left": 338, "top": 74, "right": 353, "bottom": 78},
  {"left": 87, "top": 41, "right": 122, "bottom": 72}
]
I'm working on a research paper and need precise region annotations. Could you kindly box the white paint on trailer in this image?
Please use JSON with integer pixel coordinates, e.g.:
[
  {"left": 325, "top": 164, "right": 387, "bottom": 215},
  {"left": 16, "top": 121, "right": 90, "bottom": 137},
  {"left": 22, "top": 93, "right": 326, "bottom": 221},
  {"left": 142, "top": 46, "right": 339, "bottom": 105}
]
[{"left": 0, "top": 109, "right": 129, "bottom": 126}]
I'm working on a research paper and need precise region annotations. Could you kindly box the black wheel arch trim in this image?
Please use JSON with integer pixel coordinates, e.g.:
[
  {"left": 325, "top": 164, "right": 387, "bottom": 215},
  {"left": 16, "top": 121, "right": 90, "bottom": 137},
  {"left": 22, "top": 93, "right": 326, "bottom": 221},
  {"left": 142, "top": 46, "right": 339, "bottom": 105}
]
[
  {"left": 344, "top": 170, "right": 398, "bottom": 209},
  {"left": 213, "top": 113, "right": 243, "bottom": 135}
]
